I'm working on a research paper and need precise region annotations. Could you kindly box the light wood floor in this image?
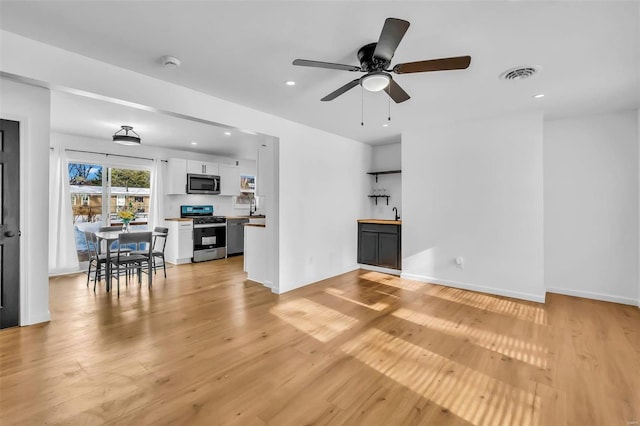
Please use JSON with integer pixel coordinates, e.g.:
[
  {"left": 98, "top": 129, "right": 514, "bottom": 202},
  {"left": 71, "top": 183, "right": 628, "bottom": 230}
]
[{"left": 1, "top": 257, "right": 638, "bottom": 425}]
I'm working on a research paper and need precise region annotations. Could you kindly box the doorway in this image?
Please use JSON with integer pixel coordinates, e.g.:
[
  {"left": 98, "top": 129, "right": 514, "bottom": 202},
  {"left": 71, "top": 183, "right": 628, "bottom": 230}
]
[{"left": 0, "top": 119, "right": 20, "bottom": 328}]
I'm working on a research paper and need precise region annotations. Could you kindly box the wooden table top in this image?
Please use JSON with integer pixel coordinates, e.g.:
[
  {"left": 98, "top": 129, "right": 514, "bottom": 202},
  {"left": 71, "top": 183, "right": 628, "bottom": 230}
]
[{"left": 357, "top": 219, "right": 402, "bottom": 225}]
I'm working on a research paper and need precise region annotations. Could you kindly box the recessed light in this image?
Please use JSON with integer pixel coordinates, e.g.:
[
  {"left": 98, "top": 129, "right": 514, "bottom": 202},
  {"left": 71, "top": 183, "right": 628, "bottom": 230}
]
[
  {"left": 285, "top": 80, "right": 296, "bottom": 86},
  {"left": 533, "top": 93, "right": 545, "bottom": 99},
  {"left": 224, "top": 131, "right": 231, "bottom": 136},
  {"left": 191, "top": 141, "right": 198, "bottom": 145},
  {"left": 382, "top": 123, "right": 389, "bottom": 128}
]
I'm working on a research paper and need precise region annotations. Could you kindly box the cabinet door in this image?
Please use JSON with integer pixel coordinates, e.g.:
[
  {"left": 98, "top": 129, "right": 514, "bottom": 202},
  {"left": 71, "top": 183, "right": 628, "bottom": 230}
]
[
  {"left": 358, "top": 231, "right": 379, "bottom": 266},
  {"left": 219, "top": 164, "right": 240, "bottom": 196},
  {"left": 186, "top": 160, "right": 219, "bottom": 175},
  {"left": 204, "top": 162, "right": 219, "bottom": 175},
  {"left": 186, "top": 160, "right": 205, "bottom": 175},
  {"left": 256, "top": 143, "right": 270, "bottom": 197},
  {"left": 378, "top": 232, "right": 399, "bottom": 269},
  {"left": 167, "top": 158, "right": 187, "bottom": 194}
]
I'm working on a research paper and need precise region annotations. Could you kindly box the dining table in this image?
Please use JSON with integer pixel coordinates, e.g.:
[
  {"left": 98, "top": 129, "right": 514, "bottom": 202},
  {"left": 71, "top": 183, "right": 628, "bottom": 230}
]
[{"left": 94, "top": 230, "right": 162, "bottom": 292}]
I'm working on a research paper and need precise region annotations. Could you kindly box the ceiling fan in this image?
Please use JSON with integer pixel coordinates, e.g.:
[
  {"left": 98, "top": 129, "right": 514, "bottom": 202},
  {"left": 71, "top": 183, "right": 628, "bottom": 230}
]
[{"left": 293, "top": 18, "right": 471, "bottom": 103}]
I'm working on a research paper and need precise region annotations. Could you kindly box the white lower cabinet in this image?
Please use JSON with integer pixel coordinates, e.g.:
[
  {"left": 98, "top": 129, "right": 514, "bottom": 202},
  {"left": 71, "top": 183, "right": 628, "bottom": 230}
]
[{"left": 165, "top": 220, "right": 193, "bottom": 264}]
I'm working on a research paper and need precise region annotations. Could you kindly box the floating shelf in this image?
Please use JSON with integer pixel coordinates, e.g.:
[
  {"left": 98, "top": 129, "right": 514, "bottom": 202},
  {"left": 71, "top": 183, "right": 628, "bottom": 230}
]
[
  {"left": 367, "top": 170, "right": 401, "bottom": 182},
  {"left": 368, "top": 195, "right": 390, "bottom": 205}
]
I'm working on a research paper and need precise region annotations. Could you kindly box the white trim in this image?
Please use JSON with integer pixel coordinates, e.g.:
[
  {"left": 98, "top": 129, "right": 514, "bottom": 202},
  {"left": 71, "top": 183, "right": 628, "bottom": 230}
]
[
  {"left": 358, "top": 264, "right": 401, "bottom": 276},
  {"left": 400, "top": 273, "right": 547, "bottom": 304},
  {"left": 546, "top": 286, "right": 638, "bottom": 306},
  {"left": 19, "top": 114, "right": 30, "bottom": 326},
  {"left": 28, "top": 310, "right": 52, "bottom": 325}
]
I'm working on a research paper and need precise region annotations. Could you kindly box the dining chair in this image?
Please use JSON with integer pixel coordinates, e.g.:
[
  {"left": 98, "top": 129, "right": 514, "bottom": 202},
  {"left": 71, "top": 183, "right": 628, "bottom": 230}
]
[
  {"left": 98, "top": 225, "right": 132, "bottom": 254},
  {"left": 110, "top": 232, "right": 152, "bottom": 297},
  {"left": 151, "top": 227, "right": 169, "bottom": 278},
  {"left": 84, "top": 231, "right": 114, "bottom": 291}
]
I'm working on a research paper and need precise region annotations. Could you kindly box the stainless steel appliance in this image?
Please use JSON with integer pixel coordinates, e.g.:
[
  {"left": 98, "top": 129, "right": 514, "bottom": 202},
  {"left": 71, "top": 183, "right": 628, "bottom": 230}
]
[
  {"left": 187, "top": 174, "right": 220, "bottom": 194},
  {"left": 180, "top": 205, "right": 226, "bottom": 262},
  {"left": 227, "top": 218, "right": 249, "bottom": 255}
]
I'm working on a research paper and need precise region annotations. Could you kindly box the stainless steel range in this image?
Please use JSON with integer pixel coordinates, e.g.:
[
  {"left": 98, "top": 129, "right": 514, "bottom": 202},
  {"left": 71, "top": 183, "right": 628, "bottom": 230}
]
[{"left": 180, "top": 205, "right": 226, "bottom": 262}]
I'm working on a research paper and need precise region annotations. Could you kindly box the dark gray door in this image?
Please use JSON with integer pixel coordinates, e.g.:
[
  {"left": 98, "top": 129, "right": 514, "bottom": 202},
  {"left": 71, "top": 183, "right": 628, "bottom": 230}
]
[{"left": 0, "top": 119, "right": 20, "bottom": 328}]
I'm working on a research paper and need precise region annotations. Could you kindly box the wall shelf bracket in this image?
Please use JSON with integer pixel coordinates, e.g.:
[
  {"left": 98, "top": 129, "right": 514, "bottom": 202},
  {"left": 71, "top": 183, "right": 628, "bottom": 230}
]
[{"left": 368, "top": 195, "right": 390, "bottom": 205}]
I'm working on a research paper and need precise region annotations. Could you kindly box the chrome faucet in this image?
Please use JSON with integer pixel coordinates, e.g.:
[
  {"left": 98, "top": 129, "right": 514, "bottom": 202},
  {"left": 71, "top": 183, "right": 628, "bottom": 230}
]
[{"left": 392, "top": 207, "right": 400, "bottom": 221}]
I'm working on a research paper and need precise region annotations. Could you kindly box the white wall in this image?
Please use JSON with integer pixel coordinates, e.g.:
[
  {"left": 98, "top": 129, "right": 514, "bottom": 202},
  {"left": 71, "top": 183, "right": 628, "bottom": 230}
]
[
  {"left": 402, "top": 114, "right": 545, "bottom": 302},
  {"left": 1, "top": 78, "right": 51, "bottom": 325},
  {"left": 2, "top": 30, "right": 370, "bottom": 294},
  {"left": 544, "top": 111, "right": 639, "bottom": 305},
  {"left": 369, "top": 143, "right": 402, "bottom": 221}
]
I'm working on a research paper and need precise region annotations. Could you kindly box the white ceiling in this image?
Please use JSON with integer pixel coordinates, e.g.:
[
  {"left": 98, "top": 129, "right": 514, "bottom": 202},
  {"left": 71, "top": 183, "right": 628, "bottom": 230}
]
[
  {"left": 1, "top": 1, "right": 639, "bottom": 149},
  {"left": 51, "top": 90, "right": 265, "bottom": 160}
]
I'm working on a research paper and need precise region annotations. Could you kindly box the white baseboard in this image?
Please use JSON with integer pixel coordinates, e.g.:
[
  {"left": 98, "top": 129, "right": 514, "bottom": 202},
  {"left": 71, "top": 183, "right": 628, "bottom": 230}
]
[
  {"left": 400, "top": 273, "right": 546, "bottom": 303},
  {"left": 48, "top": 267, "right": 81, "bottom": 277},
  {"left": 24, "top": 310, "right": 51, "bottom": 326},
  {"left": 546, "top": 286, "right": 638, "bottom": 306},
  {"left": 358, "top": 264, "right": 401, "bottom": 276}
]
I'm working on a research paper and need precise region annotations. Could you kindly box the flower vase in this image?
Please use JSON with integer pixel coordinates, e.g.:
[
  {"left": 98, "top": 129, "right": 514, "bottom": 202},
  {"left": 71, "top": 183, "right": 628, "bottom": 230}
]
[{"left": 123, "top": 220, "right": 130, "bottom": 232}]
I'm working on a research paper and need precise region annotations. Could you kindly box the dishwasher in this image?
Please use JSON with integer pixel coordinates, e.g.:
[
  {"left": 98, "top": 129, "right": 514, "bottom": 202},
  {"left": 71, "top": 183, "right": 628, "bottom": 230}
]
[{"left": 227, "top": 218, "right": 249, "bottom": 256}]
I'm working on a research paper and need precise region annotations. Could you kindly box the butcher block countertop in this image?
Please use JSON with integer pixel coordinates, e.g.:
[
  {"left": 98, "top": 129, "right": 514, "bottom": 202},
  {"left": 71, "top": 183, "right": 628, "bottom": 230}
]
[
  {"left": 226, "top": 215, "right": 266, "bottom": 220},
  {"left": 165, "top": 218, "right": 193, "bottom": 222},
  {"left": 244, "top": 223, "right": 266, "bottom": 228},
  {"left": 357, "top": 219, "right": 402, "bottom": 225}
]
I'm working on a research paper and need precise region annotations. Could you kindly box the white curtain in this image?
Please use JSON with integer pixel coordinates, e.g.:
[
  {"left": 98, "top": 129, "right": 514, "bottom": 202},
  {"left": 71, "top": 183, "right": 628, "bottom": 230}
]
[
  {"left": 49, "top": 147, "right": 79, "bottom": 274},
  {"left": 148, "top": 159, "right": 165, "bottom": 231}
]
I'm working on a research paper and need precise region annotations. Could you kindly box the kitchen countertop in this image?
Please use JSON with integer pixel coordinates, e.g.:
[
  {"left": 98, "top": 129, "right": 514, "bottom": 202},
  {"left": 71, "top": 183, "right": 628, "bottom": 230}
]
[
  {"left": 165, "top": 218, "right": 193, "bottom": 222},
  {"left": 244, "top": 223, "right": 266, "bottom": 228},
  {"left": 226, "top": 215, "right": 266, "bottom": 220},
  {"left": 358, "top": 219, "right": 402, "bottom": 225}
]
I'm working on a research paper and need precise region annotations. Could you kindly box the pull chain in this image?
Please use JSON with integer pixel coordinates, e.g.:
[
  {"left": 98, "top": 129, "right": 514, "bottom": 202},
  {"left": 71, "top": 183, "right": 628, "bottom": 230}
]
[
  {"left": 388, "top": 92, "right": 391, "bottom": 122},
  {"left": 361, "top": 87, "right": 364, "bottom": 126}
]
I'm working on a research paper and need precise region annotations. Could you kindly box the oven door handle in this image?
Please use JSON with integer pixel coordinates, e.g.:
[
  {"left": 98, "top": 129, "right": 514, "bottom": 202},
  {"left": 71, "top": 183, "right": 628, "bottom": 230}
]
[{"left": 194, "top": 223, "right": 226, "bottom": 229}]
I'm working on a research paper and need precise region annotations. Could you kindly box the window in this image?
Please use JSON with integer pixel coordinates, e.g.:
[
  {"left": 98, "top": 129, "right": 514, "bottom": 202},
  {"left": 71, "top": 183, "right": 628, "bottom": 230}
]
[{"left": 69, "top": 162, "right": 151, "bottom": 262}]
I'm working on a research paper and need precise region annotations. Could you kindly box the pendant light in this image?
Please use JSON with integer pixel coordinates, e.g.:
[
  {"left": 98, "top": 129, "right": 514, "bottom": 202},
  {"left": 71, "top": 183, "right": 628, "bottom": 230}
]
[{"left": 112, "top": 125, "right": 141, "bottom": 146}]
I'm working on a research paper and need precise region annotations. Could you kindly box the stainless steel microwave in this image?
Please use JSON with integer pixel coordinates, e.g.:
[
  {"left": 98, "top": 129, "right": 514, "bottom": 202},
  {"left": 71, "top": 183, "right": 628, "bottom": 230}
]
[{"left": 187, "top": 173, "right": 220, "bottom": 194}]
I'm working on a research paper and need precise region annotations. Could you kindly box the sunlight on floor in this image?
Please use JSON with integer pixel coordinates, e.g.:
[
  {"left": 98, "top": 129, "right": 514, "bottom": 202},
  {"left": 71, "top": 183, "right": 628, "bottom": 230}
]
[
  {"left": 360, "top": 271, "right": 425, "bottom": 292},
  {"left": 433, "top": 289, "right": 547, "bottom": 325},
  {"left": 341, "top": 328, "right": 541, "bottom": 426},
  {"left": 325, "top": 287, "right": 389, "bottom": 311},
  {"left": 392, "top": 307, "right": 549, "bottom": 368},
  {"left": 270, "top": 298, "right": 359, "bottom": 342}
]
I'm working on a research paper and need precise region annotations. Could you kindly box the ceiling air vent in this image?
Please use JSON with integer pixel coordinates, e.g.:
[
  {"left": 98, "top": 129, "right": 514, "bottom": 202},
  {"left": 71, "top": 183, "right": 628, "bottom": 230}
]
[{"left": 499, "top": 66, "right": 540, "bottom": 81}]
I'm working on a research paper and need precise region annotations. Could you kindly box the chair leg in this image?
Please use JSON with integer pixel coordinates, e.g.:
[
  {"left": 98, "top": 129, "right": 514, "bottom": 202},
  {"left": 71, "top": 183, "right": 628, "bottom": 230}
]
[
  {"left": 94, "top": 264, "right": 99, "bottom": 292},
  {"left": 162, "top": 254, "right": 167, "bottom": 278},
  {"left": 87, "top": 261, "right": 92, "bottom": 287},
  {"left": 117, "top": 264, "right": 120, "bottom": 297}
]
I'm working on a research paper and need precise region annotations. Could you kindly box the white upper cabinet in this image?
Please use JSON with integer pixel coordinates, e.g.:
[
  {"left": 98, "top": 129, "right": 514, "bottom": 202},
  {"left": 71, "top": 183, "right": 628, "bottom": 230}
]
[
  {"left": 187, "top": 160, "right": 219, "bottom": 176},
  {"left": 166, "top": 158, "right": 187, "bottom": 195},
  {"left": 256, "top": 143, "right": 271, "bottom": 197},
  {"left": 219, "top": 164, "right": 240, "bottom": 196}
]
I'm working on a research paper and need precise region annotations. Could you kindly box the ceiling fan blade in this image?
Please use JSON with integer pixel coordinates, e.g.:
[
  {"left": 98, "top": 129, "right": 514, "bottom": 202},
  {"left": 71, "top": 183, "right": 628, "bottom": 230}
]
[
  {"left": 373, "top": 18, "right": 410, "bottom": 62},
  {"left": 384, "top": 79, "right": 411, "bottom": 103},
  {"left": 293, "top": 59, "right": 361, "bottom": 72},
  {"left": 393, "top": 56, "right": 471, "bottom": 74},
  {"left": 321, "top": 79, "right": 361, "bottom": 101}
]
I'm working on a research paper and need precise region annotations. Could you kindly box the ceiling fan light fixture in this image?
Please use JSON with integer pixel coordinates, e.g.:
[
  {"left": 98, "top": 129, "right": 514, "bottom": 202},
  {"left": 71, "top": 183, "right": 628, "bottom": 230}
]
[
  {"left": 112, "top": 125, "right": 141, "bottom": 146},
  {"left": 361, "top": 73, "right": 391, "bottom": 92}
]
